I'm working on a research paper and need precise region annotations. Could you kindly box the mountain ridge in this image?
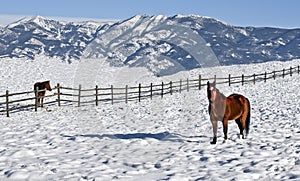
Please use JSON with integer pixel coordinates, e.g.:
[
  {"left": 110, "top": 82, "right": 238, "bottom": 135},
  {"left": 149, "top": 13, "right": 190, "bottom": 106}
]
[{"left": 1, "top": 15, "right": 300, "bottom": 75}]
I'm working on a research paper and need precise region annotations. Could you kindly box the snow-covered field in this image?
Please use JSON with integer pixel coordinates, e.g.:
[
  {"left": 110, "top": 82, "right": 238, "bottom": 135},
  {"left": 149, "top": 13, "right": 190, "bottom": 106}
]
[{"left": 0, "top": 57, "right": 300, "bottom": 180}]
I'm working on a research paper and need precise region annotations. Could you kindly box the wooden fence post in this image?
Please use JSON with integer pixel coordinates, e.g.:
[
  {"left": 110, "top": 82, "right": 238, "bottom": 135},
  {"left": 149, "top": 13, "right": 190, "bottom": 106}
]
[
  {"left": 264, "top": 72, "right": 267, "bottom": 82},
  {"left": 95, "top": 85, "right": 98, "bottom": 106},
  {"left": 6, "top": 90, "right": 9, "bottom": 117},
  {"left": 78, "top": 84, "right": 81, "bottom": 107},
  {"left": 290, "top": 67, "right": 292, "bottom": 76},
  {"left": 214, "top": 75, "right": 216, "bottom": 83},
  {"left": 35, "top": 87, "right": 39, "bottom": 111},
  {"left": 161, "top": 82, "right": 164, "bottom": 98},
  {"left": 298, "top": 66, "right": 300, "bottom": 74},
  {"left": 273, "top": 71, "right": 276, "bottom": 80},
  {"left": 170, "top": 81, "right": 173, "bottom": 95},
  {"left": 242, "top": 74, "right": 244, "bottom": 86},
  {"left": 187, "top": 78, "right": 189, "bottom": 92},
  {"left": 150, "top": 83, "right": 153, "bottom": 100},
  {"left": 228, "top": 74, "right": 231, "bottom": 86},
  {"left": 138, "top": 83, "right": 141, "bottom": 102},
  {"left": 179, "top": 79, "right": 182, "bottom": 93},
  {"left": 57, "top": 83, "right": 61, "bottom": 107},
  {"left": 199, "top": 75, "right": 202, "bottom": 90},
  {"left": 111, "top": 85, "right": 114, "bottom": 105},
  {"left": 125, "top": 85, "right": 128, "bottom": 103},
  {"left": 283, "top": 68, "right": 285, "bottom": 78},
  {"left": 253, "top": 74, "right": 256, "bottom": 85}
]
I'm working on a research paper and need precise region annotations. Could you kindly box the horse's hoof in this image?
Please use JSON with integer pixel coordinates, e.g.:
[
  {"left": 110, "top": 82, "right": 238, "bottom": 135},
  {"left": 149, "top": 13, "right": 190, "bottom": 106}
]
[{"left": 210, "top": 141, "right": 216, "bottom": 144}]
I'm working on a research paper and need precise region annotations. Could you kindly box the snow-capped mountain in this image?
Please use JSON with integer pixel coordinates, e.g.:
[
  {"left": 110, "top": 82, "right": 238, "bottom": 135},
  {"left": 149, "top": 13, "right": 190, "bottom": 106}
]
[
  {"left": 1, "top": 15, "right": 300, "bottom": 75},
  {"left": 0, "top": 16, "right": 110, "bottom": 62}
]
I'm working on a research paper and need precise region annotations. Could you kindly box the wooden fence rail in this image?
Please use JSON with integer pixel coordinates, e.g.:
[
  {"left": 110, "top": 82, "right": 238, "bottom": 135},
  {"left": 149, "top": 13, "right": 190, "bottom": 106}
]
[{"left": 0, "top": 65, "right": 299, "bottom": 117}]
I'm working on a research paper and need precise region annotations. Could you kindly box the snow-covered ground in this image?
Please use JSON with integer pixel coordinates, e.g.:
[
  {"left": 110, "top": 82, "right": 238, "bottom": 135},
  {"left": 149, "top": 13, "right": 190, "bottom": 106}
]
[{"left": 0, "top": 57, "right": 300, "bottom": 180}]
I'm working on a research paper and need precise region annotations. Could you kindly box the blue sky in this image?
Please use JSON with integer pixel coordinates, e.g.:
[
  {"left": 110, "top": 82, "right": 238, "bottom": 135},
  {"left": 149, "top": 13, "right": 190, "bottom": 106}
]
[{"left": 1, "top": 0, "right": 299, "bottom": 28}]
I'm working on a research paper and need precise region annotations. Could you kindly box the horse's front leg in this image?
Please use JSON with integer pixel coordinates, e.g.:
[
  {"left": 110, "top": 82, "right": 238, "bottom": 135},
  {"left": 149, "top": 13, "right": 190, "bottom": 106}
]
[
  {"left": 41, "top": 98, "right": 44, "bottom": 108},
  {"left": 222, "top": 118, "right": 229, "bottom": 142},
  {"left": 210, "top": 120, "right": 218, "bottom": 144},
  {"left": 36, "top": 97, "right": 40, "bottom": 107}
]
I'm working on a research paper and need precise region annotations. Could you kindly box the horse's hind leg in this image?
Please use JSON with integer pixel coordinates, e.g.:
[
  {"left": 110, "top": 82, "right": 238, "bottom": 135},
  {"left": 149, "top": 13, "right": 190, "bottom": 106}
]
[
  {"left": 222, "top": 118, "right": 229, "bottom": 141},
  {"left": 240, "top": 111, "right": 249, "bottom": 138},
  {"left": 36, "top": 98, "right": 40, "bottom": 107},
  {"left": 235, "top": 118, "right": 244, "bottom": 139}
]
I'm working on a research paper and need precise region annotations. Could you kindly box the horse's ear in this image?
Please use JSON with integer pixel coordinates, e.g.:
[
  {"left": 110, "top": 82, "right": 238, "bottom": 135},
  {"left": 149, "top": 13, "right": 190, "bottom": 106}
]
[{"left": 212, "top": 81, "right": 216, "bottom": 87}]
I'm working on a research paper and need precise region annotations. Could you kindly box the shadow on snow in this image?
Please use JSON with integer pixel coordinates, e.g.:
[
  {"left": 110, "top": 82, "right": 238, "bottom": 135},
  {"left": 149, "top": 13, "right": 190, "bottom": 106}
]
[{"left": 61, "top": 132, "right": 207, "bottom": 143}]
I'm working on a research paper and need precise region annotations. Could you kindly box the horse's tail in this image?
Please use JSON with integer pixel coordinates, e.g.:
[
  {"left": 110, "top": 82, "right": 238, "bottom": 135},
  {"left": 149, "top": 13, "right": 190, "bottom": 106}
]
[{"left": 245, "top": 97, "right": 251, "bottom": 136}]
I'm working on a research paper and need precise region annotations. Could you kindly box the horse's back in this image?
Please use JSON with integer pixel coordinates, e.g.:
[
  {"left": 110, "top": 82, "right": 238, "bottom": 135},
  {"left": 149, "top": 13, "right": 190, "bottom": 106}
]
[
  {"left": 228, "top": 93, "right": 248, "bottom": 104},
  {"left": 34, "top": 82, "right": 46, "bottom": 93},
  {"left": 34, "top": 81, "right": 51, "bottom": 89},
  {"left": 227, "top": 93, "right": 250, "bottom": 114}
]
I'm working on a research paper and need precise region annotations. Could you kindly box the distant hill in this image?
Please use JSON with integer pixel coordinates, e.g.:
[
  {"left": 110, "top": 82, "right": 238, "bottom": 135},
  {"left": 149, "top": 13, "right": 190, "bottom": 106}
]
[{"left": 1, "top": 15, "right": 300, "bottom": 76}]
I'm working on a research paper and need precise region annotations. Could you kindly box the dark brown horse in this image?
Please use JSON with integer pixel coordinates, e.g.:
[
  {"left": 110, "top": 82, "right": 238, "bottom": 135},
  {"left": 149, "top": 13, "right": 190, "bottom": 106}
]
[
  {"left": 34, "top": 81, "right": 52, "bottom": 107},
  {"left": 207, "top": 81, "right": 250, "bottom": 144}
]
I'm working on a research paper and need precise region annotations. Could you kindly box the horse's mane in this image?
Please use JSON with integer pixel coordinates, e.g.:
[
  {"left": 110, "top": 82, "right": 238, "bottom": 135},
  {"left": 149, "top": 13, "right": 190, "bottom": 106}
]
[{"left": 216, "top": 88, "right": 226, "bottom": 100}]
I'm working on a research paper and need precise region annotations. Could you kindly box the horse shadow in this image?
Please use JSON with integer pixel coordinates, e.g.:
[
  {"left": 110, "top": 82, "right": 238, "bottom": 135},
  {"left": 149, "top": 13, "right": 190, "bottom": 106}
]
[
  {"left": 61, "top": 131, "right": 207, "bottom": 143},
  {"left": 82, "top": 131, "right": 182, "bottom": 142}
]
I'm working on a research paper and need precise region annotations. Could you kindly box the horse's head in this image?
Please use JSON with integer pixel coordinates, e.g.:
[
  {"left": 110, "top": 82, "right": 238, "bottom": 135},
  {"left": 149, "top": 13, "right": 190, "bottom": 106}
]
[
  {"left": 207, "top": 81, "right": 217, "bottom": 103},
  {"left": 45, "top": 81, "right": 52, "bottom": 91}
]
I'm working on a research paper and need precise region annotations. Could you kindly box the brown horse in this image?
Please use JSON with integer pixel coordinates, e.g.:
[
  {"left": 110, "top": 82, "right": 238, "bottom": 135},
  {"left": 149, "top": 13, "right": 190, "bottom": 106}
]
[
  {"left": 34, "top": 81, "right": 52, "bottom": 107},
  {"left": 207, "top": 81, "right": 250, "bottom": 144}
]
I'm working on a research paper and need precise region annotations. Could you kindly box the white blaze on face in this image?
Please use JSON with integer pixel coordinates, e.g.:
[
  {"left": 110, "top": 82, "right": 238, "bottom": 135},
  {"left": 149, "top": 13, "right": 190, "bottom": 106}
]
[{"left": 210, "top": 86, "right": 217, "bottom": 100}]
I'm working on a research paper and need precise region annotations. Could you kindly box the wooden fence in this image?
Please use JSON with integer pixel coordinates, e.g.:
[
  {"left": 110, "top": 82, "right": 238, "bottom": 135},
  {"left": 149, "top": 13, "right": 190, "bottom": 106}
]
[{"left": 0, "top": 65, "right": 299, "bottom": 117}]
